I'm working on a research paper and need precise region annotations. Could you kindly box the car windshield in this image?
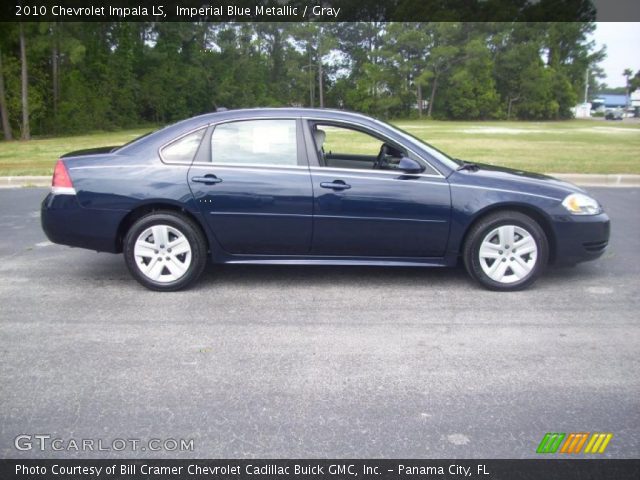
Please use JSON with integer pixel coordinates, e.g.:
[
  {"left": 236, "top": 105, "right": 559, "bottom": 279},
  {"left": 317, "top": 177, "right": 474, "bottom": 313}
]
[{"left": 373, "top": 119, "right": 461, "bottom": 171}]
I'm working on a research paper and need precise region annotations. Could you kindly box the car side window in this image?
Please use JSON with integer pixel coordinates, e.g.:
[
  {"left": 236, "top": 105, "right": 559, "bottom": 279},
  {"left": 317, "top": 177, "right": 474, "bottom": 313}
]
[
  {"left": 313, "top": 124, "right": 384, "bottom": 170},
  {"left": 210, "top": 119, "right": 297, "bottom": 167},
  {"left": 312, "top": 123, "right": 439, "bottom": 175},
  {"left": 160, "top": 128, "right": 206, "bottom": 164}
]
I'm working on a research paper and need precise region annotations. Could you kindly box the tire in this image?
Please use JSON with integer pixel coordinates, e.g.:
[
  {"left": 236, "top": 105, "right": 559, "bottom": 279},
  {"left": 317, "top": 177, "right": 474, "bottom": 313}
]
[
  {"left": 463, "top": 211, "right": 549, "bottom": 291},
  {"left": 123, "top": 211, "right": 207, "bottom": 291}
]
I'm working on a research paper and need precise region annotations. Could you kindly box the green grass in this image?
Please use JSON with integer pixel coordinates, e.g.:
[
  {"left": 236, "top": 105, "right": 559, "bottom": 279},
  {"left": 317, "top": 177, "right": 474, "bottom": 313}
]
[
  {"left": 390, "top": 119, "right": 640, "bottom": 174},
  {"left": 0, "top": 128, "right": 157, "bottom": 176},
  {"left": 0, "top": 119, "right": 639, "bottom": 176}
]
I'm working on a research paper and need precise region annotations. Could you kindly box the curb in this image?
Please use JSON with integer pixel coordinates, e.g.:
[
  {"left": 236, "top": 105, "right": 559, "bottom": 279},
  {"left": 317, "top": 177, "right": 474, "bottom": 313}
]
[
  {"left": 546, "top": 174, "right": 640, "bottom": 187},
  {"left": 1, "top": 174, "right": 640, "bottom": 189},
  {"left": 0, "top": 176, "right": 51, "bottom": 188}
]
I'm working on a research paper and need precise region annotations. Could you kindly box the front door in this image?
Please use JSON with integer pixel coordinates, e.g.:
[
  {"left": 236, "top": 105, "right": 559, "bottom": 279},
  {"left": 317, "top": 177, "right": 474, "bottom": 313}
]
[{"left": 307, "top": 122, "right": 451, "bottom": 257}]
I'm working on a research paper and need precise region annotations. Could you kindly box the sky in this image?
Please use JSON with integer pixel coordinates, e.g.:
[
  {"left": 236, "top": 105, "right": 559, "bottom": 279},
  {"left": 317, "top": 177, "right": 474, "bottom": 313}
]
[{"left": 591, "top": 22, "right": 640, "bottom": 88}]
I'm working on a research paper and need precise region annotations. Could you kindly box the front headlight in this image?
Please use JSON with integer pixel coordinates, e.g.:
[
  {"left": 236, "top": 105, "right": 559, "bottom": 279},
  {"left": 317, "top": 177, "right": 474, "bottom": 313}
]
[{"left": 561, "top": 193, "right": 602, "bottom": 215}]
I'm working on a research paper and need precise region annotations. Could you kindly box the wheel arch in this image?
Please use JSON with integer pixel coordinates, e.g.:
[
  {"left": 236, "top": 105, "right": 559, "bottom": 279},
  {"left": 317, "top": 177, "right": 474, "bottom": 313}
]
[
  {"left": 115, "top": 202, "right": 210, "bottom": 254},
  {"left": 459, "top": 203, "right": 557, "bottom": 264}
]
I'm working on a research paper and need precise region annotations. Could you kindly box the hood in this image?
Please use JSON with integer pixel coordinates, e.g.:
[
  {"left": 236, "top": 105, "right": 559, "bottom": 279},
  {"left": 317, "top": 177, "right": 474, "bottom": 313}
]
[{"left": 456, "top": 161, "right": 585, "bottom": 196}]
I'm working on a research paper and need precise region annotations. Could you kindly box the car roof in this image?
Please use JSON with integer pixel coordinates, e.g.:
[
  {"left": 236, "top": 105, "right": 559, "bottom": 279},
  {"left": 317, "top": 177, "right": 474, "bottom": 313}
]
[
  {"left": 117, "top": 108, "right": 383, "bottom": 156},
  {"left": 182, "top": 107, "right": 377, "bottom": 126}
]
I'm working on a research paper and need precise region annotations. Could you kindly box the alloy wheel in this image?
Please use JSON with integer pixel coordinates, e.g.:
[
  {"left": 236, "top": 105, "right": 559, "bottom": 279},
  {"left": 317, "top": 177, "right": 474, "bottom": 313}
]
[
  {"left": 133, "top": 225, "right": 192, "bottom": 283},
  {"left": 478, "top": 225, "right": 538, "bottom": 284}
]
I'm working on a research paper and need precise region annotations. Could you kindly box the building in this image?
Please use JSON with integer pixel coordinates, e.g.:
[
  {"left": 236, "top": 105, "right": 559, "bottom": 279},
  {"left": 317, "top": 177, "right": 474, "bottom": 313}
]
[{"left": 591, "top": 94, "right": 629, "bottom": 113}]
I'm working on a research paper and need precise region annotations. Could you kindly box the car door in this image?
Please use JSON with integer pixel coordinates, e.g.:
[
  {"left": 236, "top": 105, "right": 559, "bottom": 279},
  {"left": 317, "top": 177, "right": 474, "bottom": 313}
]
[
  {"left": 187, "top": 118, "right": 313, "bottom": 255},
  {"left": 306, "top": 121, "right": 451, "bottom": 257}
]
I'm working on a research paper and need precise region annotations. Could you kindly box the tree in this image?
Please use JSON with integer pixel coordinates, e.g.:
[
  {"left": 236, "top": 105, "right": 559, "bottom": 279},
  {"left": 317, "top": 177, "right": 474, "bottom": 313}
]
[
  {"left": 623, "top": 68, "right": 633, "bottom": 107},
  {"left": 422, "top": 23, "right": 462, "bottom": 118},
  {"left": 0, "top": 48, "right": 12, "bottom": 139},
  {"left": 19, "top": 23, "right": 29, "bottom": 139},
  {"left": 443, "top": 38, "right": 501, "bottom": 119},
  {"left": 0, "top": 21, "right": 612, "bottom": 139},
  {"left": 630, "top": 70, "right": 640, "bottom": 93}
]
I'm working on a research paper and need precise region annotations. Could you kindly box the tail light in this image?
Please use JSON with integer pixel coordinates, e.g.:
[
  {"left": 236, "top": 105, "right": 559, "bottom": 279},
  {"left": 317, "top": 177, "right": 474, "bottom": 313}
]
[{"left": 52, "top": 159, "right": 76, "bottom": 194}]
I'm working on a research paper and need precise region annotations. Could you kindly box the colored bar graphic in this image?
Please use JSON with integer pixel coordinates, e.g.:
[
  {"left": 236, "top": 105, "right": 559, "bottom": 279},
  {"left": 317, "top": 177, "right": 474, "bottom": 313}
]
[
  {"left": 560, "top": 433, "right": 589, "bottom": 453},
  {"left": 536, "top": 433, "right": 565, "bottom": 453},
  {"left": 573, "top": 433, "right": 590, "bottom": 453},
  {"left": 538, "top": 432, "right": 614, "bottom": 454},
  {"left": 584, "top": 433, "right": 613, "bottom": 454}
]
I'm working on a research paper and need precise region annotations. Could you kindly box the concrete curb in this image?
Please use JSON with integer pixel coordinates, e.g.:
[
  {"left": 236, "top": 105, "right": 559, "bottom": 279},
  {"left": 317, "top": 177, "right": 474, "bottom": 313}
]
[
  {"left": 1, "top": 174, "right": 640, "bottom": 189},
  {"left": 546, "top": 174, "right": 640, "bottom": 187},
  {"left": 0, "top": 176, "right": 51, "bottom": 188}
]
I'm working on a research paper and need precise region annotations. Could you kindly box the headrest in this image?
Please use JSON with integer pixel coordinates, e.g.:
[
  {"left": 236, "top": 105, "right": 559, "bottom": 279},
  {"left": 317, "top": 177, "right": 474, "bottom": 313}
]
[{"left": 314, "top": 129, "right": 326, "bottom": 149}]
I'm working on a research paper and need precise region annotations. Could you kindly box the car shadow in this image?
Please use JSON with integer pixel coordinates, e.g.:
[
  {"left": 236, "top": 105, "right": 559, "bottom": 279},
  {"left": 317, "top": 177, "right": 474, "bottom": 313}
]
[
  {"left": 69, "top": 251, "right": 610, "bottom": 292},
  {"left": 197, "top": 263, "right": 468, "bottom": 289}
]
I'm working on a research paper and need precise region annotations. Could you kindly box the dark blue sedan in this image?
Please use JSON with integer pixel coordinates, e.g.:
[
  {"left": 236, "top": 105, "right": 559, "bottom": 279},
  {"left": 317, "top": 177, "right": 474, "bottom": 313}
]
[{"left": 41, "top": 108, "right": 610, "bottom": 291}]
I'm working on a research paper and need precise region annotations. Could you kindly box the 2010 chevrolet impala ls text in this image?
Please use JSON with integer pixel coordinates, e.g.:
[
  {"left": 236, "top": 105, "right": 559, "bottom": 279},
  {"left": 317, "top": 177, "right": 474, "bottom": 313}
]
[{"left": 41, "top": 108, "right": 610, "bottom": 291}]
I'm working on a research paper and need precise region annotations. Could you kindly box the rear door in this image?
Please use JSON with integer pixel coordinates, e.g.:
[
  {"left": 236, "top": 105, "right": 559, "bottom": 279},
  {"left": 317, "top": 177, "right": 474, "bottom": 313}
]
[{"left": 187, "top": 118, "right": 313, "bottom": 255}]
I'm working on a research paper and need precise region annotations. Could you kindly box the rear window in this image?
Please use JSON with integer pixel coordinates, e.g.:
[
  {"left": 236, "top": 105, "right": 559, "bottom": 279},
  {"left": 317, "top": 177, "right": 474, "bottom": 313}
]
[{"left": 160, "top": 129, "right": 206, "bottom": 164}]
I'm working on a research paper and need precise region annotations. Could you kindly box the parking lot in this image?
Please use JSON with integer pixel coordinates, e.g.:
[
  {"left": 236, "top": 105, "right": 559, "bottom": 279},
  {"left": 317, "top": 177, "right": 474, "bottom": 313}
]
[{"left": 0, "top": 187, "right": 638, "bottom": 458}]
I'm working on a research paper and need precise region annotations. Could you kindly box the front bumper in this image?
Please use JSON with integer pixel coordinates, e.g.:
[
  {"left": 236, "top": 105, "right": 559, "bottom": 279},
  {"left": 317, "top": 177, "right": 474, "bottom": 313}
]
[
  {"left": 551, "top": 212, "right": 610, "bottom": 266},
  {"left": 41, "top": 193, "right": 126, "bottom": 253}
]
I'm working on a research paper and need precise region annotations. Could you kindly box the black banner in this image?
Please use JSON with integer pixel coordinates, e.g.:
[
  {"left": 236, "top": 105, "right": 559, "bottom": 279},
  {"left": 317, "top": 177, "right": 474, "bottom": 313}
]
[
  {"left": 2, "top": 0, "right": 640, "bottom": 22},
  {"left": 2, "top": 459, "right": 640, "bottom": 480}
]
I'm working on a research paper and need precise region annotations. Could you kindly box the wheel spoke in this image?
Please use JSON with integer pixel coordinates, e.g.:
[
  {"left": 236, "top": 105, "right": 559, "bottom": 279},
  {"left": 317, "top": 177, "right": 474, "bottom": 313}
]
[
  {"left": 513, "top": 255, "right": 532, "bottom": 272},
  {"left": 498, "top": 225, "right": 515, "bottom": 248},
  {"left": 514, "top": 236, "right": 536, "bottom": 255},
  {"left": 165, "top": 256, "right": 187, "bottom": 277},
  {"left": 134, "top": 241, "right": 156, "bottom": 258},
  {"left": 152, "top": 225, "right": 169, "bottom": 247},
  {"left": 509, "top": 259, "right": 529, "bottom": 279},
  {"left": 490, "top": 260, "right": 509, "bottom": 281},
  {"left": 480, "top": 242, "right": 501, "bottom": 259},
  {"left": 143, "top": 258, "right": 164, "bottom": 280},
  {"left": 169, "top": 237, "right": 190, "bottom": 255}
]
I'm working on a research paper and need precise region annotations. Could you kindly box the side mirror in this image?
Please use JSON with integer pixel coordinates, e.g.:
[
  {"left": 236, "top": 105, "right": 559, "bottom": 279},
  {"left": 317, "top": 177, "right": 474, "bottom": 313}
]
[{"left": 398, "top": 156, "right": 424, "bottom": 174}]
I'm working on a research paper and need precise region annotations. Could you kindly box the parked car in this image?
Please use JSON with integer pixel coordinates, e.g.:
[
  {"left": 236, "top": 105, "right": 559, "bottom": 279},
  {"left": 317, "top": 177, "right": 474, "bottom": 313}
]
[
  {"left": 605, "top": 109, "right": 624, "bottom": 120},
  {"left": 42, "top": 108, "right": 610, "bottom": 291}
]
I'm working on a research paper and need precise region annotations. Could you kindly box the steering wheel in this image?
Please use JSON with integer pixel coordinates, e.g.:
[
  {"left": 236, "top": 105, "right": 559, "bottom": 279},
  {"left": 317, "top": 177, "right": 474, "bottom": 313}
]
[{"left": 373, "top": 144, "right": 391, "bottom": 170}]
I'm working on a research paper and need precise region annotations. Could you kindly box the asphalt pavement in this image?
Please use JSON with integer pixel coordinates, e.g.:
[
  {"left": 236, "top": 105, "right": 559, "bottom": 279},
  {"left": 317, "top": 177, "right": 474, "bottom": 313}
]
[{"left": 0, "top": 187, "right": 638, "bottom": 459}]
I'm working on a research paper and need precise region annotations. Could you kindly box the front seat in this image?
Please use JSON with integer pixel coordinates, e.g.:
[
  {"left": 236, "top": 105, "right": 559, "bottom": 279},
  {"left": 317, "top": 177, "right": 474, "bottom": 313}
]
[{"left": 313, "top": 128, "right": 326, "bottom": 165}]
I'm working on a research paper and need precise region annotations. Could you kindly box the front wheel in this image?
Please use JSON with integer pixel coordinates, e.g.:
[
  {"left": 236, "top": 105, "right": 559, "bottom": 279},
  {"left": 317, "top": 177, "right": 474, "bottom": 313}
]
[
  {"left": 463, "top": 211, "right": 549, "bottom": 291},
  {"left": 123, "top": 211, "right": 207, "bottom": 291}
]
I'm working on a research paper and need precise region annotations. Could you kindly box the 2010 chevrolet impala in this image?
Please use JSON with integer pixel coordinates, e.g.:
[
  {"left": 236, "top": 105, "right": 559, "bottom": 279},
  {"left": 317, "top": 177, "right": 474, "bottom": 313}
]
[{"left": 41, "top": 108, "right": 610, "bottom": 291}]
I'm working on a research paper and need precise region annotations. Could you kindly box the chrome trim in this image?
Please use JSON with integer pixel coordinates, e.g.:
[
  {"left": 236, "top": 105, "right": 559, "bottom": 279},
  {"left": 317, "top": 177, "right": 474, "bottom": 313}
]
[
  {"left": 301, "top": 116, "right": 446, "bottom": 178},
  {"left": 209, "top": 211, "right": 445, "bottom": 223},
  {"left": 160, "top": 114, "right": 446, "bottom": 178},
  {"left": 451, "top": 183, "right": 562, "bottom": 201},
  {"left": 309, "top": 166, "right": 446, "bottom": 180},
  {"left": 226, "top": 258, "right": 447, "bottom": 267},
  {"left": 192, "top": 162, "right": 308, "bottom": 170},
  {"left": 180, "top": 117, "right": 302, "bottom": 168},
  {"left": 51, "top": 186, "right": 76, "bottom": 195},
  {"left": 211, "top": 212, "right": 312, "bottom": 218},
  {"left": 191, "top": 164, "right": 311, "bottom": 175},
  {"left": 315, "top": 214, "right": 446, "bottom": 223}
]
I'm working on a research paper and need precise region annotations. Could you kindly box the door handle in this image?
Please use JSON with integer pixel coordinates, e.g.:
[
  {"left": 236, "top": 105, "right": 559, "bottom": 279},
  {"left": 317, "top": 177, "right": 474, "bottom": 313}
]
[
  {"left": 192, "top": 174, "right": 222, "bottom": 185},
  {"left": 320, "top": 180, "right": 351, "bottom": 190}
]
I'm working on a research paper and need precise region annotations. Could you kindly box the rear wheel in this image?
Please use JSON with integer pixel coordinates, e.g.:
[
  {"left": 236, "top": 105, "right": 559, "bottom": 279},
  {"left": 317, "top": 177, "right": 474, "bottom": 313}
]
[
  {"left": 463, "top": 211, "right": 548, "bottom": 291},
  {"left": 123, "top": 211, "right": 207, "bottom": 291}
]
